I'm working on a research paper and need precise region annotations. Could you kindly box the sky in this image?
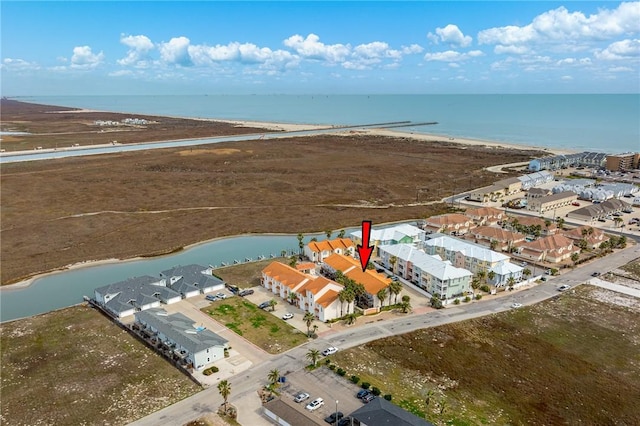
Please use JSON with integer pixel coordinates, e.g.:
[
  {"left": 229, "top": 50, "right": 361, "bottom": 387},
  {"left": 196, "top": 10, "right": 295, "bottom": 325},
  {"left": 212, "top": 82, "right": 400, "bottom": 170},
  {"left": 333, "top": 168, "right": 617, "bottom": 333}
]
[{"left": 1, "top": 1, "right": 639, "bottom": 95}]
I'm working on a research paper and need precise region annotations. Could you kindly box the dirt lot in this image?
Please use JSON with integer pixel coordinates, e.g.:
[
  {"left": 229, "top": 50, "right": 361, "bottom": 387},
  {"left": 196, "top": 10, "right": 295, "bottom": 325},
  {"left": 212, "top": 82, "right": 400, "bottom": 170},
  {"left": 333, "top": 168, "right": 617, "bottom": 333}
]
[
  {"left": 0, "top": 101, "right": 543, "bottom": 285},
  {"left": 329, "top": 285, "right": 640, "bottom": 425},
  {"left": 0, "top": 305, "right": 201, "bottom": 426}
]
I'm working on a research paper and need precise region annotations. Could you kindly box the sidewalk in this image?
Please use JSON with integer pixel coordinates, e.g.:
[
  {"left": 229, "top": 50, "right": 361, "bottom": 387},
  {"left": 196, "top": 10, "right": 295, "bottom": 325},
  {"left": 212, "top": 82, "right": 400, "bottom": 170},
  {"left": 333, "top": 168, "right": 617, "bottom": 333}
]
[{"left": 588, "top": 278, "right": 640, "bottom": 298}]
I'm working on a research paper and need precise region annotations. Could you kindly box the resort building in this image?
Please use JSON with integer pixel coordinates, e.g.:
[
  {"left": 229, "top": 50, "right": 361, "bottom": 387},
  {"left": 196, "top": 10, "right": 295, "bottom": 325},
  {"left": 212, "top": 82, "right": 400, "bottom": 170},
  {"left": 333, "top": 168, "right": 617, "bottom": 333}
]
[
  {"left": 528, "top": 152, "right": 607, "bottom": 171},
  {"left": 517, "top": 171, "right": 555, "bottom": 189},
  {"left": 350, "top": 223, "right": 425, "bottom": 257},
  {"left": 465, "top": 226, "right": 526, "bottom": 252},
  {"left": 423, "top": 213, "right": 476, "bottom": 236},
  {"left": 135, "top": 309, "right": 228, "bottom": 371},
  {"left": 378, "top": 244, "right": 472, "bottom": 300},
  {"left": 567, "top": 199, "right": 632, "bottom": 222},
  {"left": 517, "top": 234, "right": 579, "bottom": 263},
  {"left": 304, "top": 238, "right": 355, "bottom": 263},
  {"left": 504, "top": 215, "right": 557, "bottom": 236},
  {"left": 160, "top": 264, "right": 225, "bottom": 298},
  {"left": 562, "top": 225, "right": 607, "bottom": 250},
  {"left": 605, "top": 152, "right": 640, "bottom": 171},
  {"left": 261, "top": 261, "right": 343, "bottom": 321},
  {"left": 422, "top": 235, "right": 523, "bottom": 286},
  {"left": 464, "top": 206, "right": 506, "bottom": 227},
  {"left": 321, "top": 253, "right": 392, "bottom": 312},
  {"left": 526, "top": 191, "right": 578, "bottom": 214},
  {"left": 94, "top": 275, "right": 181, "bottom": 318}
]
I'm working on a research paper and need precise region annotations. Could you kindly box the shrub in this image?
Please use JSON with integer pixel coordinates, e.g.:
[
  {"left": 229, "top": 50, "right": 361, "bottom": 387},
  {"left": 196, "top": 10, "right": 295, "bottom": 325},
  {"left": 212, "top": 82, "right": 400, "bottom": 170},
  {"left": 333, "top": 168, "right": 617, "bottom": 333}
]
[
  {"left": 475, "top": 294, "right": 483, "bottom": 300},
  {"left": 480, "top": 285, "right": 490, "bottom": 293},
  {"left": 371, "top": 387, "right": 381, "bottom": 396},
  {"left": 350, "top": 375, "right": 360, "bottom": 384},
  {"left": 325, "top": 359, "right": 331, "bottom": 365},
  {"left": 329, "top": 364, "right": 336, "bottom": 371},
  {"left": 383, "top": 394, "right": 392, "bottom": 401},
  {"left": 453, "top": 298, "right": 460, "bottom": 305},
  {"left": 361, "top": 382, "right": 371, "bottom": 390},
  {"left": 203, "top": 366, "right": 219, "bottom": 376},
  {"left": 337, "top": 368, "right": 346, "bottom": 376},
  {"left": 463, "top": 296, "right": 471, "bottom": 303}
]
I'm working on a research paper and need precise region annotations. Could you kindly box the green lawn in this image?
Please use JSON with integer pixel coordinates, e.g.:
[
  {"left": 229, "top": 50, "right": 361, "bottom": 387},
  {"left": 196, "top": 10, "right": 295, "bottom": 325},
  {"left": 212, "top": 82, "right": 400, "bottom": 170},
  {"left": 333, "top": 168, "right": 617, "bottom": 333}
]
[{"left": 202, "top": 297, "right": 307, "bottom": 354}]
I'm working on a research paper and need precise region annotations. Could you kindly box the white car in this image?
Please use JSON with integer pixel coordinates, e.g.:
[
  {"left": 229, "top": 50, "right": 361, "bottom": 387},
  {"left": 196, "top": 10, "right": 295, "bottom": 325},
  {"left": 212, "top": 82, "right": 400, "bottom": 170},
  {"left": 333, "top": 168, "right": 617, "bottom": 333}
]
[
  {"left": 511, "top": 303, "right": 523, "bottom": 309},
  {"left": 282, "top": 312, "right": 294, "bottom": 320},
  {"left": 322, "top": 347, "right": 338, "bottom": 356},
  {"left": 558, "top": 284, "right": 571, "bottom": 292},
  {"left": 293, "top": 391, "right": 310, "bottom": 403},
  {"left": 215, "top": 292, "right": 227, "bottom": 299},
  {"left": 306, "top": 397, "right": 324, "bottom": 411}
]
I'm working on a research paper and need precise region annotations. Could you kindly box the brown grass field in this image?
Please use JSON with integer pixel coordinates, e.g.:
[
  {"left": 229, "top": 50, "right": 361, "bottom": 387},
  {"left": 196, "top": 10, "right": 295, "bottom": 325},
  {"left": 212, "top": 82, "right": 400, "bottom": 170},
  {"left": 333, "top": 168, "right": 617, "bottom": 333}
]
[
  {"left": 331, "top": 285, "right": 640, "bottom": 425},
  {"left": 0, "top": 305, "right": 201, "bottom": 426},
  {"left": 0, "top": 100, "right": 543, "bottom": 285}
]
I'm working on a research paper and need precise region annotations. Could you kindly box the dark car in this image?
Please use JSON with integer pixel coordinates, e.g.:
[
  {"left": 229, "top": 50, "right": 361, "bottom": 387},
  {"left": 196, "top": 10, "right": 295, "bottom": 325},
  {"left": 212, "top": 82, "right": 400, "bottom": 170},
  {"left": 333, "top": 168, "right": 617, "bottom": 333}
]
[
  {"left": 591, "top": 272, "right": 601, "bottom": 277},
  {"left": 338, "top": 418, "right": 354, "bottom": 426},
  {"left": 258, "top": 301, "right": 271, "bottom": 309},
  {"left": 238, "top": 289, "right": 254, "bottom": 297},
  {"left": 226, "top": 284, "right": 240, "bottom": 294},
  {"left": 356, "top": 389, "right": 370, "bottom": 399},
  {"left": 324, "top": 412, "right": 344, "bottom": 424}
]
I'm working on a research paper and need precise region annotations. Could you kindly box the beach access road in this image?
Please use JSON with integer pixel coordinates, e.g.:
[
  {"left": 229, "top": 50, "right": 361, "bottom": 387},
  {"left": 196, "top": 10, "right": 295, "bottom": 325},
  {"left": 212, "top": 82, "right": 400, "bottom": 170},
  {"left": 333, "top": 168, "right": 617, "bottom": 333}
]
[{"left": 127, "top": 244, "right": 639, "bottom": 426}]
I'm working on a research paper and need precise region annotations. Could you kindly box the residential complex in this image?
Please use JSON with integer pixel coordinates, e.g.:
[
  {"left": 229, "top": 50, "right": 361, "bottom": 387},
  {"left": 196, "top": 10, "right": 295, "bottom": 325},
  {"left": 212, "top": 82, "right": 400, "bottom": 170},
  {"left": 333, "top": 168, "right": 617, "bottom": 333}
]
[
  {"left": 350, "top": 223, "right": 424, "bottom": 256},
  {"left": 605, "top": 152, "right": 640, "bottom": 171},
  {"left": 527, "top": 152, "right": 607, "bottom": 172},
  {"left": 304, "top": 237, "right": 354, "bottom": 263}
]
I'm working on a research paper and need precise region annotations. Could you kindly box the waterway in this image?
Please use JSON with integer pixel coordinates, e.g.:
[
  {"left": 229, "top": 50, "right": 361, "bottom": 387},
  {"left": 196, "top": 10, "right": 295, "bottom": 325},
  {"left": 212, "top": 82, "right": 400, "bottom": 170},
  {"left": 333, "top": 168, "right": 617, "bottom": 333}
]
[{"left": 0, "top": 234, "right": 305, "bottom": 322}]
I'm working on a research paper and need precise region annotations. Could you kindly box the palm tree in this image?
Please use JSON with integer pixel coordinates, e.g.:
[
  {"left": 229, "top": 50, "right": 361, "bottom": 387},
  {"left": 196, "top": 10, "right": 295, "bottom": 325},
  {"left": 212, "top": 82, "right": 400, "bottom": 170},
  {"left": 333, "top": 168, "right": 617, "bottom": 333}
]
[
  {"left": 338, "top": 289, "right": 347, "bottom": 317},
  {"left": 571, "top": 252, "right": 580, "bottom": 265},
  {"left": 489, "top": 239, "right": 498, "bottom": 251},
  {"left": 400, "top": 295, "right": 411, "bottom": 313},
  {"left": 268, "top": 369, "right": 280, "bottom": 386},
  {"left": 288, "top": 255, "right": 297, "bottom": 268},
  {"left": 389, "top": 280, "right": 402, "bottom": 305},
  {"left": 338, "top": 229, "right": 346, "bottom": 238},
  {"left": 507, "top": 276, "right": 516, "bottom": 288},
  {"left": 614, "top": 217, "right": 623, "bottom": 228},
  {"left": 389, "top": 255, "right": 397, "bottom": 273},
  {"left": 344, "top": 289, "right": 356, "bottom": 314},
  {"left": 325, "top": 230, "right": 332, "bottom": 239},
  {"left": 269, "top": 299, "right": 277, "bottom": 312},
  {"left": 306, "top": 348, "right": 321, "bottom": 367},
  {"left": 303, "top": 312, "right": 316, "bottom": 337},
  {"left": 487, "top": 270, "right": 496, "bottom": 284},
  {"left": 556, "top": 217, "right": 565, "bottom": 230},
  {"left": 218, "top": 380, "right": 231, "bottom": 412},
  {"left": 522, "top": 268, "right": 531, "bottom": 279},
  {"left": 344, "top": 312, "right": 358, "bottom": 325},
  {"left": 288, "top": 292, "right": 297, "bottom": 306},
  {"left": 297, "top": 233, "right": 304, "bottom": 254},
  {"left": 377, "top": 288, "right": 388, "bottom": 308}
]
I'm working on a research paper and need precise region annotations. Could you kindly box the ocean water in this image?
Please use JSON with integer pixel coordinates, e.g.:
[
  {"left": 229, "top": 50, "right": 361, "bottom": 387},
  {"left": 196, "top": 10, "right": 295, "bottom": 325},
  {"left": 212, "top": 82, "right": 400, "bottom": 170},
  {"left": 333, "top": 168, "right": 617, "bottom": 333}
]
[{"left": 21, "top": 94, "right": 640, "bottom": 153}]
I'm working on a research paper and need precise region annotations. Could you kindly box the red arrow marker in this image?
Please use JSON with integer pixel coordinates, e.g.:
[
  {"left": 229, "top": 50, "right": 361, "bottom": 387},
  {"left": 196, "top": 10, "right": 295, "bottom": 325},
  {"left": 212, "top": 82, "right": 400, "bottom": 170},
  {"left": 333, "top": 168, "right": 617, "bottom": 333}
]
[{"left": 356, "top": 220, "right": 374, "bottom": 272}]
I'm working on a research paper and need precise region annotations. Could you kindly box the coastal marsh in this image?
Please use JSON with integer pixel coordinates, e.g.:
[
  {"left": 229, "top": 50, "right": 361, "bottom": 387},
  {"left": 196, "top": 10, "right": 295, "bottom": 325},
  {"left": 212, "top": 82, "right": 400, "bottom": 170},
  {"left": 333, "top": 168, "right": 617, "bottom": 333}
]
[{"left": 0, "top": 305, "right": 201, "bottom": 426}]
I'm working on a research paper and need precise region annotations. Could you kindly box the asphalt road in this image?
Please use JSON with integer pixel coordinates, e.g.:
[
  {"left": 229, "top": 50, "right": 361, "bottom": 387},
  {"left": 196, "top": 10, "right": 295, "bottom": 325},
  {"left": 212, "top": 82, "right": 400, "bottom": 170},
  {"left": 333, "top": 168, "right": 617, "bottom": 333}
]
[{"left": 128, "top": 243, "right": 639, "bottom": 426}]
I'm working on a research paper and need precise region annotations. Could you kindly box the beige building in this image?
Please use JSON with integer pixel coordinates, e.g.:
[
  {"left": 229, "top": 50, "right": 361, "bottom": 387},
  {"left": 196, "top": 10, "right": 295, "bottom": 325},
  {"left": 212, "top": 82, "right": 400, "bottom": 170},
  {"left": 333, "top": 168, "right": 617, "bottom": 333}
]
[
  {"left": 527, "top": 191, "right": 578, "bottom": 214},
  {"left": 464, "top": 206, "right": 506, "bottom": 227},
  {"left": 466, "top": 226, "right": 526, "bottom": 252},
  {"left": 423, "top": 213, "right": 475, "bottom": 236},
  {"left": 517, "top": 234, "right": 579, "bottom": 263},
  {"left": 606, "top": 153, "right": 640, "bottom": 171}
]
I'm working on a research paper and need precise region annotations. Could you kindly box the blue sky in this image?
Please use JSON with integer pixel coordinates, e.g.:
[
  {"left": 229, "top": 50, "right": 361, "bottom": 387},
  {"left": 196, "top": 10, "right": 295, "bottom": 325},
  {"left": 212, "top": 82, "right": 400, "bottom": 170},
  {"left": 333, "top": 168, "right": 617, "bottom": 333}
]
[{"left": 1, "top": 1, "right": 639, "bottom": 95}]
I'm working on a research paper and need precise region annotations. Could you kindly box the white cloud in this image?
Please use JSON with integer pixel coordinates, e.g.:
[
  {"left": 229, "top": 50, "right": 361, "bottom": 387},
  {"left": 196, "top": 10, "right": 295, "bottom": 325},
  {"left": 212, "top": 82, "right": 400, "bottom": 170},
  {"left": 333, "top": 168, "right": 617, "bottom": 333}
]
[
  {"left": 108, "top": 70, "right": 134, "bottom": 77},
  {"left": 494, "top": 45, "right": 529, "bottom": 55},
  {"left": 561, "top": 75, "right": 573, "bottom": 80},
  {"left": 283, "top": 33, "right": 351, "bottom": 63},
  {"left": 71, "top": 46, "right": 104, "bottom": 69},
  {"left": 424, "top": 49, "right": 484, "bottom": 62},
  {"left": 609, "top": 66, "right": 633, "bottom": 72},
  {"left": 159, "top": 37, "right": 192, "bottom": 66},
  {"left": 428, "top": 24, "right": 473, "bottom": 47},
  {"left": 1, "top": 58, "right": 40, "bottom": 71},
  {"left": 478, "top": 2, "right": 640, "bottom": 54},
  {"left": 595, "top": 38, "right": 640, "bottom": 60},
  {"left": 556, "top": 57, "right": 592, "bottom": 66},
  {"left": 118, "top": 34, "right": 154, "bottom": 67},
  {"left": 402, "top": 44, "right": 424, "bottom": 54}
]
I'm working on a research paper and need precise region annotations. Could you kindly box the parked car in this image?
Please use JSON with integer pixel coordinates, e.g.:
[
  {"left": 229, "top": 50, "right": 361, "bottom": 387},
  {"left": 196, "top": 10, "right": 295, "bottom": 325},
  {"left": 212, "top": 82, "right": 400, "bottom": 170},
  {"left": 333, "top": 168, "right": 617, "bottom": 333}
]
[
  {"left": 571, "top": 201, "right": 580, "bottom": 206},
  {"left": 215, "top": 292, "right": 227, "bottom": 299},
  {"left": 356, "top": 389, "right": 370, "bottom": 399},
  {"left": 293, "top": 391, "right": 310, "bottom": 403},
  {"left": 511, "top": 303, "right": 523, "bottom": 309},
  {"left": 238, "top": 289, "right": 254, "bottom": 297},
  {"left": 226, "top": 284, "right": 240, "bottom": 294},
  {"left": 591, "top": 272, "right": 601, "bottom": 277},
  {"left": 258, "top": 301, "right": 271, "bottom": 309},
  {"left": 558, "top": 284, "right": 571, "bottom": 292},
  {"left": 324, "top": 412, "right": 344, "bottom": 424},
  {"left": 306, "top": 397, "right": 324, "bottom": 411},
  {"left": 205, "top": 295, "right": 219, "bottom": 302},
  {"left": 282, "top": 312, "right": 294, "bottom": 320},
  {"left": 337, "top": 417, "right": 353, "bottom": 426},
  {"left": 322, "top": 347, "right": 338, "bottom": 356},
  {"left": 361, "top": 393, "right": 375, "bottom": 403}
]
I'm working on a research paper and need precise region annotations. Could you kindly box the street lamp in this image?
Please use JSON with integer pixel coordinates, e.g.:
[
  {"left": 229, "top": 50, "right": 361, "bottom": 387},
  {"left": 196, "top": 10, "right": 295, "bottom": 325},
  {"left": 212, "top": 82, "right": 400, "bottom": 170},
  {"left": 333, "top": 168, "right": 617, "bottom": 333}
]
[{"left": 335, "top": 400, "right": 339, "bottom": 425}]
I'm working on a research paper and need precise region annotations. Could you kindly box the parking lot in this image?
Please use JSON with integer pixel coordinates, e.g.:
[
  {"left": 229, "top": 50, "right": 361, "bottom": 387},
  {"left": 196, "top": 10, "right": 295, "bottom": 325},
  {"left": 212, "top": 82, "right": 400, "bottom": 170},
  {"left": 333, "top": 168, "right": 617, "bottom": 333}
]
[{"left": 278, "top": 364, "right": 369, "bottom": 422}]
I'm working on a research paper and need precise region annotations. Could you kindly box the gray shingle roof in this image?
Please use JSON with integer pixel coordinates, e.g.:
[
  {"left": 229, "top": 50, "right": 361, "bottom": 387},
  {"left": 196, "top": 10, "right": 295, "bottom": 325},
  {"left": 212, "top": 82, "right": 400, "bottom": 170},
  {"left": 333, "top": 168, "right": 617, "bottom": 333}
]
[
  {"left": 135, "top": 309, "right": 228, "bottom": 354},
  {"left": 161, "top": 264, "right": 225, "bottom": 292},
  {"left": 350, "top": 397, "right": 434, "bottom": 426},
  {"left": 95, "top": 276, "right": 181, "bottom": 316}
]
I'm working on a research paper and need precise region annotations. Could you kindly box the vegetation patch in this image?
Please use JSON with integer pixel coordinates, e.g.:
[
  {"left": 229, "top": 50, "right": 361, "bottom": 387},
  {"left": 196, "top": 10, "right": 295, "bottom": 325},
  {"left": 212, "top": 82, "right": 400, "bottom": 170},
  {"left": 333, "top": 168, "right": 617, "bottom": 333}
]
[
  {"left": 0, "top": 305, "right": 200, "bottom": 426},
  {"left": 214, "top": 259, "right": 283, "bottom": 289},
  {"left": 331, "top": 286, "right": 640, "bottom": 425},
  {"left": 203, "top": 297, "right": 305, "bottom": 354}
]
